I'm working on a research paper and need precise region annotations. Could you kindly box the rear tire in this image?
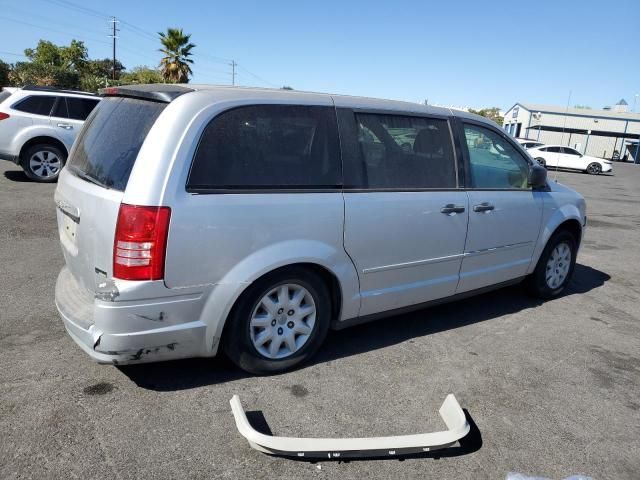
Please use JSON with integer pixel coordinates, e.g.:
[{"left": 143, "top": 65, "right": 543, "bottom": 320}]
[
  {"left": 586, "top": 162, "right": 602, "bottom": 175},
  {"left": 526, "top": 230, "right": 577, "bottom": 299},
  {"left": 222, "top": 267, "right": 331, "bottom": 375},
  {"left": 22, "top": 143, "right": 66, "bottom": 183}
]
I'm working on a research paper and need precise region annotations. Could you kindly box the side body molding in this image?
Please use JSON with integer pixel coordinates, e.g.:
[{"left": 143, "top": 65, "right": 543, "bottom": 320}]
[{"left": 230, "top": 394, "right": 470, "bottom": 458}]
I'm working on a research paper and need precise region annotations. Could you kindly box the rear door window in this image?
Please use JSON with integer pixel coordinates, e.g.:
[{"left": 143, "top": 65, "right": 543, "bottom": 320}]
[
  {"left": 67, "top": 98, "right": 100, "bottom": 120},
  {"left": 350, "top": 113, "right": 457, "bottom": 189},
  {"left": 68, "top": 97, "right": 166, "bottom": 191},
  {"left": 188, "top": 105, "right": 341, "bottom": 191},
  {"left": 51, "top": 98, "right": 69, "bottom": 118},
  {"left": 12, "top": 95, "right": 56, "bottom": 116}
]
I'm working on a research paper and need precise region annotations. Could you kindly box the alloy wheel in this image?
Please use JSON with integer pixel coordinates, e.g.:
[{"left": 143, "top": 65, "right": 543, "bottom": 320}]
[
  {"left": 545, "top": 242, "right": 571, "bottom": 289},
  {"left": 29, "top": 150, "right": 61, "bottom": 179},
  {"left": 249, "top": 283, "right": 316, "bottom": 359}
]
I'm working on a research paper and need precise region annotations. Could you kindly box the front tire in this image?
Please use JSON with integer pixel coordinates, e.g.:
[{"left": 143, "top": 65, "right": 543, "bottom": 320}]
[
  {"left": 22, "top": 144, "right": 66, "bottom": 182},
  {"left": 222, "top": 267, "right": 331, "bottom": 375},
  {"left": 586, "top": 162, "right": 602, "bottom": 175},
  {"left": 535, "top": 157, "right": 546, "bottom": 168},
  {"left": 526, "top": 230, "right": 577, "bottom": 299}
]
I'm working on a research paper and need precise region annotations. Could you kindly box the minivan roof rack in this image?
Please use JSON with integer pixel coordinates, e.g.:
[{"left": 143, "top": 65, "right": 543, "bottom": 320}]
[
  {"left": 22, "top": 85, "right": 96, "bottom": 96},
  {"left": 99, "top": 84, "right": 194, "bottom": 103}
]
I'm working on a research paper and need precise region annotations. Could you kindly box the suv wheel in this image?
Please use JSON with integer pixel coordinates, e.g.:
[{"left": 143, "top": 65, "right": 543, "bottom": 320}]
[
  {"left": 586, "top": 162, "right": 602, "bottom": 175},
  {"left": 526, "top": 230, "right": 577, "bottom": 299},
  {"left": 223, "top": 267, "right": 331, "bottom": 375},
  {"left": 22, "top": 144, "right": 66, "bottom": 182}
]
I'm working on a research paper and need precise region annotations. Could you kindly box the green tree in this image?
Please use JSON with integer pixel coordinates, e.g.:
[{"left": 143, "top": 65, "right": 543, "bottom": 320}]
[
  {"left": 0, "top": 60, "right": 10, "bottom": 86},
  {"left": 120, "top": 66, "right": 164, "bottom": 85},
  {"left": 9, "top": 62, "right": 79, "bottom": 88},
  {"left": 82, "top": 58, "right": 125, "bottom": 79},
  {"left": 158, "top": 28, "right": 195, "bottom": 83},
  {"left": 469, "top": 107, "right": 504, "bottom": 126},
  {"left": 25, "top": 39, "right": 88, "bottom": 71}
]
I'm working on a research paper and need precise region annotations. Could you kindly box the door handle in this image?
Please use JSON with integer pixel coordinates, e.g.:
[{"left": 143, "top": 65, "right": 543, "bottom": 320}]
[
  {"left": 57, "top": 123, "right": 73, "bottom": 130},
  {"left": 440, "top": 204, "right": 466, "bottom": 215},
  {"left": 473, "top": 202, "right": 495, "bottom": 213}
]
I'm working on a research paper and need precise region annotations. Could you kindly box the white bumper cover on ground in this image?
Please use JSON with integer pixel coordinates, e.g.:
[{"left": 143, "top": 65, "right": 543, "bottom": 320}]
[{"left": 230, "top": 394, "right": 470, "bottom": 459}]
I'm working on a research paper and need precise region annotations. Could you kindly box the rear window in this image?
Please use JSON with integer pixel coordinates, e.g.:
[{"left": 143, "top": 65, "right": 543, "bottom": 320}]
[
  {"left": 187, "top": 105, "right": 341, "bottom": 191},
  {"left": 12, "top": 95, "right": 56, "bottom": 116},
  {"left": 68, "top": 97, "right": 165, "bottom": 191}
]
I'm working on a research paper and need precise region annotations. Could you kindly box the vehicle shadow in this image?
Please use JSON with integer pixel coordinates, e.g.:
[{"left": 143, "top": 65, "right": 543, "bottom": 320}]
[
  {"left": 3, "top": 169, "right": 30, "bottom": 182},
  {"left": 118, "top": 263, "right": 610, "bottom": 391}
]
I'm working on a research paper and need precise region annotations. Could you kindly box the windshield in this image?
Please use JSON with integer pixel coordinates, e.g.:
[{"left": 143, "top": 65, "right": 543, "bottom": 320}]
[{"left": 68, "top": 97, "right": 166, "bottom": 191}]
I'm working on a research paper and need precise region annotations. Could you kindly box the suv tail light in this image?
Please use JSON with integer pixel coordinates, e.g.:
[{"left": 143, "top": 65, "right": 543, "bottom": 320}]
[
  {"left": 0, "top": 112, "right": 9, "bottom": 121},
  {"left": 113, "top": 204, "right": 171, "bottom": 281}
]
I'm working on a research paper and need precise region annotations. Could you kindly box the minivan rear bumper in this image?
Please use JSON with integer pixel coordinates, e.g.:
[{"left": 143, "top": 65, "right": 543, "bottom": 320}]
[{"left": 55, "top": 267, "right": 209, "bottom": 364}]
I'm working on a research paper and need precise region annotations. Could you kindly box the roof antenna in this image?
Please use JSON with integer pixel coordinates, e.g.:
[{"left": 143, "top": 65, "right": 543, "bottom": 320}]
[{"left": 555, "top": 89, "right": 572, "bottom": 182}]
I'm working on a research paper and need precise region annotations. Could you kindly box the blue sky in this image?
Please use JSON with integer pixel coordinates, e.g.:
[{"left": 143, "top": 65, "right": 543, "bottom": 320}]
[{"left": 0, "top": 0, "right": 638, "bottom": 111}]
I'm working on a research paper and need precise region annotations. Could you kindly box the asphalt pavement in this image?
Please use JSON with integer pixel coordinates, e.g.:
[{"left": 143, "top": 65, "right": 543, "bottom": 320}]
[{"left": 1, "top": 161, "right": 639, "bottom": 479}]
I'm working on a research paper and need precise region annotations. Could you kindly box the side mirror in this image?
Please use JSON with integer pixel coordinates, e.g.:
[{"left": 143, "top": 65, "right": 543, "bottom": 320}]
[{"left": 528, "top": 163, "right": 547, "bottom": 188}]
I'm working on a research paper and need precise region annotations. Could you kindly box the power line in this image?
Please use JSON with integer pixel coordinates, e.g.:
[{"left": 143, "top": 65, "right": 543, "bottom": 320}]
[
  {"left": 39, "top": 0, "right": 110, "bottom": 19},
  {"left": 0, "top": 50, "right": 27, "bottom": 58},
  {"left": 0, "top": 15, "right": 111, "bottom": 46},
  {"left": 236, "top": 64, "right": 279, "bottom": 88},
  {"left": 8, "top": 2, "right": 283, "bottom": 87}
]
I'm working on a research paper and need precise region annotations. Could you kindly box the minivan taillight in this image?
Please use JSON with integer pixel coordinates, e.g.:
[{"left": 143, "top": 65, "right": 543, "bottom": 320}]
[
  {"left": 113, "top": 204, "right": 171, "bottom": 281},
  {"left": 0, "top": 112, "right": 9, "bottom": 121}
]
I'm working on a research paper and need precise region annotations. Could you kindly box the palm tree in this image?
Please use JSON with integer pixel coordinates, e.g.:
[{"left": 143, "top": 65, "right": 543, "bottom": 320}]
[{"left": 158, "top": 28, "right": 195, "bottom": 83}]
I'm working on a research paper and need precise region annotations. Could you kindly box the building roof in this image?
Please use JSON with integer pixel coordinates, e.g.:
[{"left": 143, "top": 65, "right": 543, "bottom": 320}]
[
  {"left": 509, "top": 102, "right": 640, "bottom": 122},
  {"left": 616, "top": 98, "right": 628, "bottom": 105}
]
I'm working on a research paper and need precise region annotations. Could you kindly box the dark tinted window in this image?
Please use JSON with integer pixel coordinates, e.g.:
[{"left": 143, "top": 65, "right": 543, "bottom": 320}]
[
  {"left": 188, "top": 105, "right": 340, "bottom": 190},
  {"left": 351, "top": 113, "right": 456, "bottom": 189},
  {"left": 563, "top": 147, "right": 581, "bottom": 156},
  {"left": 463, "top": 124, "right": 530, "bottom": 189},
  {"left": 12, "top": 95, "right": 56, "bottom": 116},
  {"left": 52, "top": 98, "right": 68, "bottom": 118},
  {"left": 546, "top": 146, "right": 562, "bottom": 153},
  {"left": 67, "top": 97, "right": 100, "bottom": 120},
  {"left": 68, "top": 97, "right": 165, "bottom": 191}
]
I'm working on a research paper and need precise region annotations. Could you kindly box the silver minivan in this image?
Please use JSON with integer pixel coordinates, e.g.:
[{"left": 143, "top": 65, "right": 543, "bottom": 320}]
[{"left": 54, "top": 84, "right": 586, "bottom": 374}]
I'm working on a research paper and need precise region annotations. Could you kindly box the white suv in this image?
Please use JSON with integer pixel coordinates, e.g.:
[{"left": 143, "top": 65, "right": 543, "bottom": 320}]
[{"left": 0, "top": 86, "right": 100, "bottom": 182}]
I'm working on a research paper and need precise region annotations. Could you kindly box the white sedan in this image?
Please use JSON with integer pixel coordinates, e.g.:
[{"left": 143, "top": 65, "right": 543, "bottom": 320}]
[{"left": 527, "top": 145, "right": 613, "bottom": 175}]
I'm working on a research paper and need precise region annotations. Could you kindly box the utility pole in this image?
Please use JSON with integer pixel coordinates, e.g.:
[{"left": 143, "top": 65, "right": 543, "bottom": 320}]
[
  {"left": 230, "top": 60, "right": 237, "bottom": 86},
  {"left": 108, "top": 17, "right": 120, "bottom": 81}
]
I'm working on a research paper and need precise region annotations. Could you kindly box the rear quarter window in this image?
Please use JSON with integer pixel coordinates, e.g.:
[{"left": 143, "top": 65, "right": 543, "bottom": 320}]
[
  {"left": 12, "top": 95, "right": 56, "bottom": 116},
  {"left": 68, "top": 97, "right": 166, "bottom": 191},
  {"left": 187, "top": 105, "right": 341, "bottom": 191}
]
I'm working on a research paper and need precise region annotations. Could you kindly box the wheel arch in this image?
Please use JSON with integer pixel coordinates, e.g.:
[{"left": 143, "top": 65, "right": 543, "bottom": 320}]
[
  {"left": 218, "top": 262, "right": 343, "bottom": 345},
  {"left": 197, "top": 241, "right": 360, "bottom": 355},
  {"left": 19, "top": 136, "right": 68, "bottom": 165},
  {"left": 529, "top": 211, "right": 583, "bottom": 275}
]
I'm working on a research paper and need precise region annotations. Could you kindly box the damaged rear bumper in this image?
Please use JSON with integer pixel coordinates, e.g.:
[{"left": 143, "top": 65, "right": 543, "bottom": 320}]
[
  {"left": 55, "top": 267, "right": 208, "bottom": 364},
  {"left": 230, "top": 394, "right": 470, "bottom": 459}
]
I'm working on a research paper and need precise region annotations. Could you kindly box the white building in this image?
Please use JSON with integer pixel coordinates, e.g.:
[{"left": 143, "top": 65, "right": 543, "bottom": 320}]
[{"left": 503, "top": 100, "right": 640, "bottom": 162}]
